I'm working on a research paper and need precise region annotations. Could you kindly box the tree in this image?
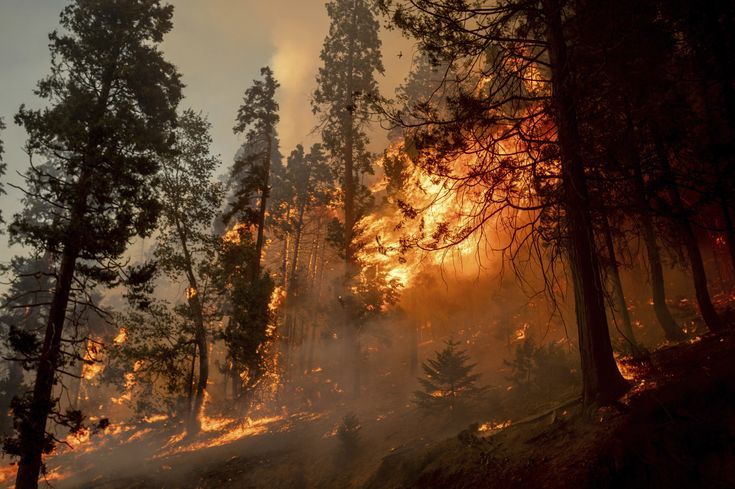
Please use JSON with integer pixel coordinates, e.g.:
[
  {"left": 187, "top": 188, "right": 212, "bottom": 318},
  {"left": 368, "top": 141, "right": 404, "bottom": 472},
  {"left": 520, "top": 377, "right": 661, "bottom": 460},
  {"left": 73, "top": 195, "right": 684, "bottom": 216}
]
[
  {"left": 222, "top": 67, "right": 280, "bottom": 401},
  {"left": 155, "top": 109, "right": 224, "bottom": 433},
  {"left": 227, "top": 66, "right": 280, "bottom": 280},
  {"left": 312, "top": 0, "right": 384, "bottom": 397},
  {"left": 7, "top": 1, "right": 182, "bottom": 486},
  {"left": 414, "top": 339, "right": 484, "bottom": 415},
  {"left": 0, "top": 255, "right": 54, "bottom": 436},
  {"left": 285, "top": 143, "right": 332, "bottom": 289},
  {"left": 214, "top": 227, "right": 276, "bottom": 404},
  {"left": 106, "top": 300, "right": 197, "bottom": 419},
  {"left": 505, "top": 337, "right": 579, "bottom": 396},
  {"left": 0, "top": 117, "right": 6, "bottom": 227}
]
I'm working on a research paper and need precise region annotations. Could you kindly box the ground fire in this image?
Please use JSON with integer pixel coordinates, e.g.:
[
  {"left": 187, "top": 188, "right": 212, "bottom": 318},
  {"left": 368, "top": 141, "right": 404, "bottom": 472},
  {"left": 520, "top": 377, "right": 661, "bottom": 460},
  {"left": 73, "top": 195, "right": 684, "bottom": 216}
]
[{"left": 0, "top": 1, "right": 734, "bottom": 488}]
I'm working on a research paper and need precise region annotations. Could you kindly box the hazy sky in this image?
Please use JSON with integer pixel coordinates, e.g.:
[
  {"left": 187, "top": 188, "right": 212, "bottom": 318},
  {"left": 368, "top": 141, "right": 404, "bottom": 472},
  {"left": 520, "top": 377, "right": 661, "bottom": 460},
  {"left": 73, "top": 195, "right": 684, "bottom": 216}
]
[{"left": 0, "top": 0, "right": 413, "bottom": 262}]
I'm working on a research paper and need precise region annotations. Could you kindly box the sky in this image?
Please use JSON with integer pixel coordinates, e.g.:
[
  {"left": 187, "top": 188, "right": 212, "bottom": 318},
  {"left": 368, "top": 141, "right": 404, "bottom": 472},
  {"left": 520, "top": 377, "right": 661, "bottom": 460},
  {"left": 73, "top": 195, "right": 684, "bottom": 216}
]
[{"left": 0, "top": 0, "right": 414, "bottom": 263}]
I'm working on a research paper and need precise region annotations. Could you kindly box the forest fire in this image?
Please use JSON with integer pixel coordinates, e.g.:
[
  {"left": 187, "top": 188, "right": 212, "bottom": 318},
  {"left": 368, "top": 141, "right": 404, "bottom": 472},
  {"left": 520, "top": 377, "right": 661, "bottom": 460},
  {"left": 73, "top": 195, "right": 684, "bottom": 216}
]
[{"left": 356, "top": 143, "right": 501, "bottom": 290}]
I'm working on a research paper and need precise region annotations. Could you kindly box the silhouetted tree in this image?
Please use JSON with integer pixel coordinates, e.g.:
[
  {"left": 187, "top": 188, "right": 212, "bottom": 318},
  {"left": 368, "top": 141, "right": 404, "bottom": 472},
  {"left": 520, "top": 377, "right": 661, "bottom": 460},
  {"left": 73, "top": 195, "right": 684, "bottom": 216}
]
[
  {"left": 378, "top": 0, "right": 630, "bottom": 404},
  {"left": 227, "top": 66, "right": 280, "bottom": 280},
  {"left": 414, "top": 339, "right": 484, "bottom": 415},
  {"left": 7, "top": 1, "right": 182, "bottom": 486},
  {"left": 223, "top": 67, "right": 280, "bottom": 400},
  {"left": 213, "top": 227, "right": 275, "bottom": 404},
  {"left": 0, "top": 118, "right": 6, "bottom": 228}
]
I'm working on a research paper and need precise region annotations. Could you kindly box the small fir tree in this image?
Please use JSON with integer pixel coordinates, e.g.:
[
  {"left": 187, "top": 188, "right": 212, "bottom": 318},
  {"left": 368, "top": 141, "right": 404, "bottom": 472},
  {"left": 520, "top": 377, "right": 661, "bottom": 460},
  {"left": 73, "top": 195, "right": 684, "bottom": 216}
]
[{"left": 414, "top": 339, "right": 484, "bottom": 414}]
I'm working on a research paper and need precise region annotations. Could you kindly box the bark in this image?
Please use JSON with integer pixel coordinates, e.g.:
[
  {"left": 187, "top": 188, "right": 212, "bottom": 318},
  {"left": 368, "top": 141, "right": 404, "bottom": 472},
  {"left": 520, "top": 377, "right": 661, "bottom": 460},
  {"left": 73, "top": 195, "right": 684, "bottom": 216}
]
[
  {"left": 543, "top": 0, "right": 629, "bottom": 405},
  {"left": 280, "top": 203, "right": 291, "bottom": 288},
  {"left": 15, "top": 248, "right": 78, "bottom": 489},
  {"left": 173, "top": 218, "right": 209, "bottom": 434},
  {"left": 253, "top": 131, "right": 273, "bottom": 281}
]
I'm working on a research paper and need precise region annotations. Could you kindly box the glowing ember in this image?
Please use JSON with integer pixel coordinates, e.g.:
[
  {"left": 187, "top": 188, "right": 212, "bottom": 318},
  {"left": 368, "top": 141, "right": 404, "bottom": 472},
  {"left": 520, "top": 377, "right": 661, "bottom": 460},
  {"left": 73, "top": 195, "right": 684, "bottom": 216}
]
[
  {"left": 113, "top": 327, "right": 127, "bottom": 345},
  {"left": 478, "top": 419, "right": 512, "bottom": 435},
  {"left": 186, "top": 286, "right": 198, "bottom": 300},
  {"left": 223, "top": 223, "right": 251, "bottom": 244}
]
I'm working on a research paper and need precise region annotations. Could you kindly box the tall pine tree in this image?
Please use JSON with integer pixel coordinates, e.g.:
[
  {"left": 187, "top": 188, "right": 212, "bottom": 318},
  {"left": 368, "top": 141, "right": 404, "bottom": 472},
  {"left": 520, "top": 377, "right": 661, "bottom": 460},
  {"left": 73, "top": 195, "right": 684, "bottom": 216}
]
[
  {"left": 312, "top": 0, "right": 384, "bottom": 397},
  {"left": 8, "top": 1, "right": 182, "bottom": 486},
  {"left": 222, "top": 66, "right": 280, "bottom": 400},
  {"left": 0, "top": 117, "right": 5, "bottom": 228}
]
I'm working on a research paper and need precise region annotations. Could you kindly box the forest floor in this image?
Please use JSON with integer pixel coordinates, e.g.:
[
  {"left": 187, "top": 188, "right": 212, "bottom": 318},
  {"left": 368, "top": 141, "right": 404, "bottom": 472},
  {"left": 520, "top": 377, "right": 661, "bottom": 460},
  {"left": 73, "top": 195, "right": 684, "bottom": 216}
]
[{"left": 21, "top": 332, "right": 735, "bottom": 489}]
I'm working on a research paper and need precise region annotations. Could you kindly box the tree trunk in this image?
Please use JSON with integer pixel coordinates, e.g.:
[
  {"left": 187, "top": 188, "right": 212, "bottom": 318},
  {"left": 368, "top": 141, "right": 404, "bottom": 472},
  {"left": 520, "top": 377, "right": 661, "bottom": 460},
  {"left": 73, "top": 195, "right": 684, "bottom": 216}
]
[
  {"left": 290, "top": 199, "right": 308, "bottom": 287},
  {"left": 281, "top": 203, "right": 292, "bottom": 288},
  {"left": 186, "top": 292, "right": 208, "bottom": 434},
  {"left": 543, "top": 0, "right": 629, "bottom": 406},
  {"left": 342, "top": 0, "right": 360, "bottom": 399},
  {"left": 15, "top": 247, "right": 78, "bottom": 489},
  {"left": 601, "top": 215, "right": 639, "bottom": 355},
  {"left": 185, "top": 344, "right": 196, "bottom": 415},
  {"left": 173, "top": 218, "right": 209, "bottom": 435},
  {"left": 253, "top": 133, "right": 273, "bottom": 280},
  {"left": 652, "top": 133, "right": 724, "bottom": 333},
  {"left": 629, "top": 155, "right": 684, "bottom": 341}
]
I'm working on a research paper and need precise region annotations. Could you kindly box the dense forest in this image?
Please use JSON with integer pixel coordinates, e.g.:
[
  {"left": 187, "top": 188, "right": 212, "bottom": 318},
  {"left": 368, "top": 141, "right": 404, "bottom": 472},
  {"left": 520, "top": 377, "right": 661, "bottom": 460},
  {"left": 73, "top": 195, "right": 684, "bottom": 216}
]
[{"left": 0, "top": 0, "right": 734, "bottom": 488}]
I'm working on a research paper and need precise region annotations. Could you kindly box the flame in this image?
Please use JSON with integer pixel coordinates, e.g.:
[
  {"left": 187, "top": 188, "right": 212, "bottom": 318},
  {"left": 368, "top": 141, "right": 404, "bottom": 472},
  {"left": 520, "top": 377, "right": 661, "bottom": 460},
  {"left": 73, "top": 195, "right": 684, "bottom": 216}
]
[
  {"left": 269, "top": 285, "right": 286, "bottom": 313},
  {"left": 81, "top": 338, "right": 104, "bottom": 381},
  {"left": 478, "top": 419, "right": 512, "bottom": 434},
  {"left": 355, "top": 138, "right": 532, "bottom": 293},
  {"left": 186, "top": 287, "right": 198, "bottom": 300},
  {"left": 113, "top": 327, "right": 127, "bottom": 345},
  {"left": 223, "top": 223, "right": 251, "bottom": 244}
]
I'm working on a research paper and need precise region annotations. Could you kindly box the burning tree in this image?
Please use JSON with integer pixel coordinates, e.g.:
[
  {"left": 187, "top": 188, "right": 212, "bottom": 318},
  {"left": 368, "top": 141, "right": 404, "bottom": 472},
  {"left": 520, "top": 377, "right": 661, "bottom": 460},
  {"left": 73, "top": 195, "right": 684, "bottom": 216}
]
[
  {"left": 5, "top": 0, "right": 182, "bottom": 486},
  {"left": 414, "top": 339, "right": 485, "bottom": 415},
  {"left": 376, "top": 0, "right": 632, "bottom": 405},
  {"left": 313, "top": 0, "right": 384, "bottom": 397}
]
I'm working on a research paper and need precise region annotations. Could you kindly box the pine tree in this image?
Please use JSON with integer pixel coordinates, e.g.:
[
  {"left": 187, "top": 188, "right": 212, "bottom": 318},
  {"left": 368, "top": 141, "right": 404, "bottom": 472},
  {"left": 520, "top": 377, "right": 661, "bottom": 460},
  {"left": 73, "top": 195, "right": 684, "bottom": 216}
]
[
  {"left": 0, "top": 117, "right": 6, "bottom": 228},
  {"left": 8, "top": 1, "right": 182, "bottom": 486},
  {"left": 222, "top": 66, "right": 280, "bottom": 400},
  {"left": 213, "top": 227, "right": 275, "bottom": 402},
  {"left": 312, "top": 0, "right": 384, "bottom": 398},
  {"left": 0, "top": 255, "right": 54, "bottom": 436},
  {"left": 227, "top": 66, "right": 280, "bottom": 280},
  {"left": 155, "top": 109, "right": 224, "bottom": 433},
  {"left": 414, "top": 339, "right": 484, "bottom": 414}
]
